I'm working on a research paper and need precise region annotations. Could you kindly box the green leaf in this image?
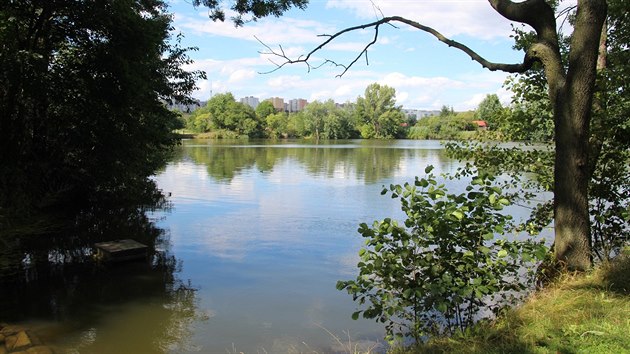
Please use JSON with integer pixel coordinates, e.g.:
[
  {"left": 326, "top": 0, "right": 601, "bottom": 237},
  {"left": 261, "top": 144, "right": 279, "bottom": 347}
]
[
  {"left": 352, "top": 311, "right": 361, "bottom": 320},
  {"left": 451, "top": 210, "right": 464, "bottom": 220},
  {"left": 425, "top": 165, "right": 434, "bottom": 174},
  {"left": 498, "top": 249, "right": 508, "bottom": 258}
]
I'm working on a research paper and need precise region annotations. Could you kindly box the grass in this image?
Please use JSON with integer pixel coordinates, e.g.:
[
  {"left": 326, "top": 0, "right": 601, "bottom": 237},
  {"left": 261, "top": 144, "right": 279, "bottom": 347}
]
[{"left": 392, "top": 254, "right": 630, "bottom": 354}]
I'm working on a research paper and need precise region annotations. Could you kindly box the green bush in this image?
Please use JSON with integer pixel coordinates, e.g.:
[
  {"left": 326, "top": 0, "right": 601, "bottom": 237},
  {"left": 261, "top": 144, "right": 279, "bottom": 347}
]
[{"left": 337, "top": 166, "right": 547, "bottom": 343}]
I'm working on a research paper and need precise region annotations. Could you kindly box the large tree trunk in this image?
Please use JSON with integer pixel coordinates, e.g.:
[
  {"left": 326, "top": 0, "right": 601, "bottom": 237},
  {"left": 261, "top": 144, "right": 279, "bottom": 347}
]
[
  {"left": 553, "top": 92, "right": 592, "bottom": 270},
  {"left": 551, "top": 0, "right": 607, "bottom": 270}
]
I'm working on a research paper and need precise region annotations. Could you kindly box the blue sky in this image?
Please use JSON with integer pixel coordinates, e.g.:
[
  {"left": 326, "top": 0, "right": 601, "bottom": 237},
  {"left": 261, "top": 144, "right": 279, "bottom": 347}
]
[{"left": 168, "top": 0, "right": 531, "bottom": 111}]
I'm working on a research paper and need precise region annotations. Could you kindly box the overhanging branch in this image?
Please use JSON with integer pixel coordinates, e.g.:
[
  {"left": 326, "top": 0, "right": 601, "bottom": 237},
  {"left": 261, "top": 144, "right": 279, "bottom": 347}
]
[{"left": 258, "top": 16, "right": 536, "bottom": 77}]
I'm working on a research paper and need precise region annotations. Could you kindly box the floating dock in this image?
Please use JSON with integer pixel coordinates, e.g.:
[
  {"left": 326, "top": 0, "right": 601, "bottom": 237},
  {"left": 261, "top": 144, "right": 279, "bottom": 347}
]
[{"left": 94, "top": 239, "right": 148, "bottom": 262}]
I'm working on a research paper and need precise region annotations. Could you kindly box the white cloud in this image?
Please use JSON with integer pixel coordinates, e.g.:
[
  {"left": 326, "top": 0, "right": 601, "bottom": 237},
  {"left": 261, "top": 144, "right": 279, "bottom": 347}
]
[
  {"left": 334, "top": 84, "right": 353, "bottom": 97},
  {"left": 461, "top": 83, "right": 513, "bottom": 111},
  {"left": 266, "top": 75, "right": 303, "bottom": 88},
  {"left": 381, "top": 72, "right": 465, "bottom": 90},
  {"left": 325, "top": 0, "right": 516, "bottom": 40},
  {"left": 228, "top": 69, "right": 256, "bottom": 83},
  {"left": 174, "top": 11, "right": 337, "bottom": 45},
  {"left": 463, "top": 93, "right": 487, "bottom": 109},
  {"left": 396, "top": 91, "right": 409, "bottom": 104}
]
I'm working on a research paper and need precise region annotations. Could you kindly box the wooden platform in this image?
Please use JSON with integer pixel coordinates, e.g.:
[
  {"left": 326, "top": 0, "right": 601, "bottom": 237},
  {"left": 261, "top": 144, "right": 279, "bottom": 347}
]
[{"left": 94, "top": 239, "right": 148, "bottom": 262}]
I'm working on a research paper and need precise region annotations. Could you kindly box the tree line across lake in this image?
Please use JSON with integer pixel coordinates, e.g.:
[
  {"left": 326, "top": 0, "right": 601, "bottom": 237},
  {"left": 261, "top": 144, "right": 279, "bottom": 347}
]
[{"left": 180, "top": 83, "right": 553, "bottom": 142}]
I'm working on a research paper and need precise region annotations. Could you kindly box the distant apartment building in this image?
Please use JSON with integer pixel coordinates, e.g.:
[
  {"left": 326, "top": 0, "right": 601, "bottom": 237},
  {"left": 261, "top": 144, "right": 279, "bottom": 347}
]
[
  {"left": 240, "top": 96, "right": 260, "bottom": 109},
  {"left": 288, "top": 98, "right": 308, "bottom": 112},
  {"left": 402, "top": 109, "right": 441, "bottom": 120},
  {"left": 270, "top": 97, "right": 285, "bottom": 112}
]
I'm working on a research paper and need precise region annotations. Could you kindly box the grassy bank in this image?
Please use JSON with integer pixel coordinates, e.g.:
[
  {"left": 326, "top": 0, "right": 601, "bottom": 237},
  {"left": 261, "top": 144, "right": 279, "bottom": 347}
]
[{"left": 393, "top": 255, "right": 630, "bottom": 354}]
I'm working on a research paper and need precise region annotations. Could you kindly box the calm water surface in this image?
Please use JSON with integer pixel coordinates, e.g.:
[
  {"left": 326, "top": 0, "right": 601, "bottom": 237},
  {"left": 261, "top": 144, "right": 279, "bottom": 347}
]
[
  {"left": 2, "top": 139, "right": 536, "bottom": 353},
  {"left": 149, "top": 139, "right": 458, "bottom": 353}
]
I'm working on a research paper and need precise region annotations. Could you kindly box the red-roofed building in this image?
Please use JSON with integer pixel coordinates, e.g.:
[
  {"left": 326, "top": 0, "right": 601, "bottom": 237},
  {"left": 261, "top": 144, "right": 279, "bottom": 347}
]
[{"left": 472, "top": 120, "right": 488, "bottom": 129}]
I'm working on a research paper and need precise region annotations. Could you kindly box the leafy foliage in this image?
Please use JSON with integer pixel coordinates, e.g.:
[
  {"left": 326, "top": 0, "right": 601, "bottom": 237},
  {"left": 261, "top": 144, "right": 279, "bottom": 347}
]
[
  {"left": 0, "top": 0, "right": 204, "bottom": 225},
  {"left": 499, "top": 75, "right": 554, "bottom": 142},
  {"left": 187, "top": 93, "right": 263, "bottom": 137},
  {"left": 409, "top": 113, "right": 477, "bottom": 140},
  {"left": 588, "top": 0, "right": 630, "bottom": 261},
  {"left": 301, "top": 99, "right": 358, "bottom": 139},
  {"left": 337, "top": 166, "right": 547, "bottom": 342},
  {"left": 265, "top": 111, "right": 289, "bottom": 138},
  {"left": 473, "top": 94, "right": 503, "bottom": 130},
  {"left": 193, "top": 0, "right": 308, "bottom": 26},
  {"left": 355, "top": 83, "right": 405, "bottom": 139},
  {"left": 255, "top": 100, "right": 276, "bottom": 120}
]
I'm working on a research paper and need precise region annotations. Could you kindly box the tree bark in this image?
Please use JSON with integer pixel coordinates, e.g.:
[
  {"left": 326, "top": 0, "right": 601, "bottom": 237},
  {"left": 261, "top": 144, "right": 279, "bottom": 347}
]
[{"left": 551, "top": 0, "right": 606, "bottom": 270}]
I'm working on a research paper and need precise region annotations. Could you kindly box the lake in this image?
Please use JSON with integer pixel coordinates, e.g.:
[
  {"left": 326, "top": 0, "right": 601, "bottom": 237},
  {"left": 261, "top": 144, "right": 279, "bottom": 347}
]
[
  {"left": 150, "top": 139, "right": 459, "bottom": 353},
  {"left": 0, "top": 139, "right": 545, "bottom": 353}
]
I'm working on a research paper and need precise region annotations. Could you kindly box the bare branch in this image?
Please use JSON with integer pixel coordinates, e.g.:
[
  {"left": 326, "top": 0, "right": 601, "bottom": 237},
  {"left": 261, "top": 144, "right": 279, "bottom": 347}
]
[
  {"left": 388, "top": 16, "right": 535, "bottom": 73},
  {"left": 257, "top": 16, "right": 536, "bottom": 77}
]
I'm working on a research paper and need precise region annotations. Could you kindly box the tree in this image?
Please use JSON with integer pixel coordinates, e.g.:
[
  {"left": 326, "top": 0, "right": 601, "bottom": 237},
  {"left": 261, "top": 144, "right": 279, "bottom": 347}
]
[
  {"left": 256, "top": 100, "right": 276, "bottom": 120},
  {"left": 263, "top": 0, "right": 608, "bottom": 271},
  {"left": 355, "top": 83, "right": 405, "bottom": 139},
  {"left": 322, "top": 101, "right": 358, "bottom": 139},
  {"left": 265, "top": 111, "right": 288, "bottom": 138},
  {"left": 409, "top": 113, "right": 476, "bottom": 140},
  {"left": 0, "top": 0, "right": 203, "bottom": 226},
  {"left": 474, "top": 94, "right": 504, "bottom": 129},
  {"left": 475, "top": 0, "right": 629, "bottom": 262},
  {"left": 204, "top": 93, "right": 238, "bottom": 131},
  {"left": 439, "top": 105, "right": 455, "bottom": 118},
  {"left": 287, "top": 111, "right": 308, "bottom": 137},
  {"left": 301, "top": 100, "right": 327, "bottom": 140},
  {"left": 188, "top": 93, "right": 262, "bottom": 137}
]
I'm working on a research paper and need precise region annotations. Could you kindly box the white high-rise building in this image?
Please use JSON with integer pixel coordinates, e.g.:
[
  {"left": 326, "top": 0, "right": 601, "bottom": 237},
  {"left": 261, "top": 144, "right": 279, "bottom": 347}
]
[{"left": 240, "top": 96, "right": 260, "bottom": 109}]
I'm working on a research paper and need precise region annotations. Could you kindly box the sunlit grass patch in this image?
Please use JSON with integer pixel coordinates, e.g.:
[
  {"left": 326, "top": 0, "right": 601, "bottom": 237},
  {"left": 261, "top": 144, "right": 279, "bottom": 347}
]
[{"left": 392, "top": 255, "right": 630, "bottom": 354}]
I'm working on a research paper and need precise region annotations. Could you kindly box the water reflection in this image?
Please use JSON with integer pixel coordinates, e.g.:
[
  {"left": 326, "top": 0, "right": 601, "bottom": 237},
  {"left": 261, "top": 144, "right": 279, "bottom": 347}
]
[
  {"left": 0, "top": 207, "right": 203, "bottom": 353},
  {"left": 175, "top": 139, "right": 454, "bottom": 184},
  {"left": 149, "top": 139, "right": 461, "bottom": 352},
  {"left": 0, "top": 139, "right": 465, "bottom": 353}
]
